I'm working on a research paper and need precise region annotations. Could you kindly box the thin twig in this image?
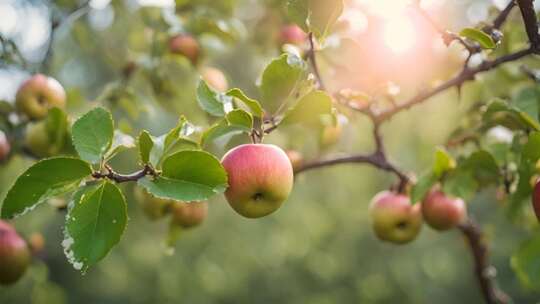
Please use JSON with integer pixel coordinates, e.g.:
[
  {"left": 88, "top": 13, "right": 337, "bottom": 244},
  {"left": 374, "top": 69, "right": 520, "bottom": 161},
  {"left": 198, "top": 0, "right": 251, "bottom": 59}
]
[
  {"left": 516, "top": 0, "right": 540, "bottom": 50},
  {"left": 458, "top": 219, "right": 510, "bottom": 304},
  {"left": 92, "top": 164, "right": 157, "bottom": 183},
  {"left": 307, "top": 32, "right": 326, "bottom": 91}
]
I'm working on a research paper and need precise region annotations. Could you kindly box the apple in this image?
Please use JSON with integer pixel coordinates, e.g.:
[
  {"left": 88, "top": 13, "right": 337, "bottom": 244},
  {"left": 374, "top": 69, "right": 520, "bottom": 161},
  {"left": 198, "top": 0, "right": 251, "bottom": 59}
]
[
  {"left": 0, "top": 221, "right": 31, "bottom": 285},
  {"left": 171, "top": 201, "right": 208, "bottom": 228},
  {"left": 369, "top": 191, "right": 423, "bottom": 244},
  {"left": 0, "top": 130, "right": 10, "bottom": 161},
  {"left": 15, "top": 74, "right": 66, "bottom": 120},
  {"left": 28, "top": 232, "right": 45, "bottom": 256},
  {"left": 24, "top": 121, "right": 56, "bottom": 158},
  {"left": 320, "top": 123, "right": 342, "bottom": 148},
  {"left": 201, "top": 67, "right": 228, "bottom": 92},
  {"left": 279, "top": 24, "right": 307, "bottom": 45},
  {"left": 133, "top": 187, "right": 173, "bottom": 221},
  {"left": 221, "top": 144, "right": 294, "bottom": 218},
  {"left": 285, "top": 150, "right": 303, "bottom": 171},
  {"left": 169, "top": 34, "right": 200, "bottom": 64},
  {"left": 422, "top": 189, "right": 467, "bottom": 231}
]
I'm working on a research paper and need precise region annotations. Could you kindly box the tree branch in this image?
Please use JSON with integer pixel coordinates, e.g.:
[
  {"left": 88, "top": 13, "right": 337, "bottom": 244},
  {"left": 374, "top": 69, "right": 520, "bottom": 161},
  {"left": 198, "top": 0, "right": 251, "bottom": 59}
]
[
  {"left": 458, "top": 219, "right": 510, "bottom": 304},
  {"left": 92, "top": 164, "right": 157, "bottom": 183},
  {"left": 516, "top": 0, "right": 540, "bottom": 50},
  {"left": 491, "top": 0, "right": 516, "bottom": 30},
  {"left": 307, "top": 32, "right": 326, "bottom": 91}
]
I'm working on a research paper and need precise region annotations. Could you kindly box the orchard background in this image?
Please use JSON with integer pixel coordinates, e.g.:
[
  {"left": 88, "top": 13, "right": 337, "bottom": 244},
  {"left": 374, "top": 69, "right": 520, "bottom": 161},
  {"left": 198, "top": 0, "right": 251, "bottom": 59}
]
[{"left": 2, "top": 0, "right": 540, "bottom": 303}]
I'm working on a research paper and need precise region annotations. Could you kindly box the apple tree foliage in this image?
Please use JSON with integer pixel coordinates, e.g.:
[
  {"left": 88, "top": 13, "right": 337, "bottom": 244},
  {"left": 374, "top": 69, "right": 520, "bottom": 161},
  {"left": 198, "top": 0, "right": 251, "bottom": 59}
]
[{"left": 1, "top": 0, "right": 540, "bottom": 301}]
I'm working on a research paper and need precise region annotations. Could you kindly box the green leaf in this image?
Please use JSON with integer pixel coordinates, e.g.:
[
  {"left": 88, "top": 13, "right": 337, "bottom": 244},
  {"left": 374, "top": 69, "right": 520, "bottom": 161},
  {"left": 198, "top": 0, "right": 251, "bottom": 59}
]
[
  {"left": 1, "top": 158, "right": 92, "bottom": 219},
  {"left": 196, "top": 79, "right": 231, "bottom": 117},
  {"left": 149, "top": 117, "right": 197, "bottom": 167},
  {"left": 138, "top": 150, "right": 227, "bottom": 201},
  {"left": 442, "top": 169, "right": 478, "bottom": 201},
  {"left": 226, "top": 88, "right": 264, "bottom": 117},
  {"left": 459, "top": 27, "right": 496, "bottom": 49},
  {"left": 483, "top": 99, "right": 540, "bottom": 131},
  {"left": 138, "top": 130, "right": 153, "bottom": 164},
  {"left": 461, "top": 150, "right": 500, "bottom": 186},
  {"left": 260, "top": 53, "right": 308, "bottom": 114},
  {"left": 63, "top": 181, "right": 127, "bottom": 273},
  {"left": 433, "top": 147, "right": 456, "bottom": 177},
  {"left": 45, "top": 107, "right": 69, "bottom": 152},
  {"left": 308, "top": 0, "right": 344, "bottom": 39},
  {"left": 200, "top": 120, "right": 247, "bottom": 147},
  {"left": 287, "top": 0, "right": 309, "bottom": 32},
  {"left": 514, "top": 87, "right": 540, "bottom": 122},
  {"left": 104, "top": 130, "right": 135, "bottom": 161},
  {"left": 72, "top": 107, "right": 114, "bottom": 164},
  {"left": 410, "top": 172, "right": 438, "bottom": 204},
  {"left": 281, "top": 90, "right": 333, "bottom": 125},
  {"left": 226, "top": 109, "right": 253, "bottom": 130},
  {"left": 511, "top": 234, "right": 540, "bottom": 289},
  {"left": 509, "top": 132, "right": 540, "bottom": 216}
]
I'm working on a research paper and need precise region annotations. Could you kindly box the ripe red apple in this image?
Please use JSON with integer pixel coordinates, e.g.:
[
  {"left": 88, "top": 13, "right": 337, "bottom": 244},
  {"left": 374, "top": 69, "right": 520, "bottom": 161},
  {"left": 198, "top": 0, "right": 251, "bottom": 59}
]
[
  {"left": 279, "top": 24, "right": 307, "bottom": 45},
  {"left": 171, "top": 201, "right": 208, "bottom": 228},
  {"left": 221, "top": 144, "right": 294, "bottom": 218},
  {"left": 532, "top": 180, "right": 540, "bottom": 222},
  {"left": 285, "top": 150, "right": 303, "bottom": 171},
  {"left": 15, "top": 74, "right": 66, "bottom": 120},
  {"left": 169, "top": 34, "right": 200, "bottom": 64},
  {"left": 0, "top": 221, "right": 31, "bottom": 285},
  {"left": 0, "top": 130, "right": 10, "bottom": 161},
  {"left": 201, "top": 67, "right": 228, "bottom": 92},
  {"left": 369, "top": 191, "right": 423, "bottom": 244},
  {"left": 422, "top": 189, "right": 467, "bottom": 231},
  {"left": 134, "top": 187, "right": 173, "bottom": 221}
]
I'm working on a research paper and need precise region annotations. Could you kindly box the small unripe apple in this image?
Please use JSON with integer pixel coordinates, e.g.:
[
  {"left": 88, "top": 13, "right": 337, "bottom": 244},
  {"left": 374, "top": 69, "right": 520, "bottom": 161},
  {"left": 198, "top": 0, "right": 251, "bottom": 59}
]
[
  {"left": 532, "top": 180, "right": 540, "bottom": 222},
  {"left": 279, "top": 24, "right": 307, "bottom": 45},
  {"left": 24, "top": 121, "right": 56, "bottom": 158},
  {"left": 133, "top": 187, "right": 173, "bottom": 221},
  {"left": 201, "top": 67, "right": 228, "bottom": 92},
  {"left": 320, "top": 123, "right": 342, "bottom": 148},
  {"left": 15, "top": 74, "right": 66, "bottom": 120},
  {"left": 28, "top": 232, "right": 45, "bottom": 256},
  {"left": 370, "top": 191, "right": 423, "bottom": 244},
  {"left": 422, "top": 189, "right": 467, "bottom": 231},
  {"left": 285, "top": 150, "right": 303, "bottom": 171},
  {"left": 169, "top": 34, "right": 200, "bottom": 64},
  {"left": 221, "top": 144, "right": 294, "bottom": 218},
  {"left": 0, "top": 130, "right": 10, "bottom": 161},
  {"left": 0, "top": 221, "right": 31, "bottom": 285},
  {"left": 171, "top": 201, "right": 208, "bottom": 228}
]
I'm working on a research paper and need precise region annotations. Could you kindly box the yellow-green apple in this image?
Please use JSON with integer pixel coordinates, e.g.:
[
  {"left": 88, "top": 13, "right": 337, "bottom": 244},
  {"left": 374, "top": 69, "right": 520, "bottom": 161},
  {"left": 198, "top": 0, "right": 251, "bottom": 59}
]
[
  {"left": 221, "top": 144, "right": 294, "bottom": 218},
  {"left": 285, "top": 149, "right": 303, "bottom": 171},
  {"left": 370, "top": 191, "right": 423, "bottom": 244},
  {"left": 320, "top": 122, "right": 342, "bottom": 148},
  {"left": 171, "top": 201, "right": 208, "bottom": 228},
  {"left": 201, "top": 67, "right": 228, "bottom": 92},
  {"left": 134, "top": 187, "right": 173, "bottom": 221},
  {"left": 15, "top": 74, "right": 66, "bottom": 120},
  {"left": 279, "top": 24, "right": 307, "bottom": 45},
  {"left": 532, "top": 180, "right": 540, "bottom": 222},
  {"left": 24, "top": 121, "right": 57, "bottom": 158},
  {"left": 422, "top": 189, "right": 466, "bottom": 231},
  {"left": 0, "top": 130, "right": 10, "bottom": 161},
  {"left": 0, "top": 221, "right": 31, "bottom": 285},
  {"left": 169, "top": 34, "right": 200, "bottom": 64}
]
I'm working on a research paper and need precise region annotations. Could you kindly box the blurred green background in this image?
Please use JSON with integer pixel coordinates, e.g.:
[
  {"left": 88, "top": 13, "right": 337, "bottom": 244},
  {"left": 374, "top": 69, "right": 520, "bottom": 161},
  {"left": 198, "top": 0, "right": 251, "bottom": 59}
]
[{"left": 1, "top": 0, "right": 540, "bottom": 303}]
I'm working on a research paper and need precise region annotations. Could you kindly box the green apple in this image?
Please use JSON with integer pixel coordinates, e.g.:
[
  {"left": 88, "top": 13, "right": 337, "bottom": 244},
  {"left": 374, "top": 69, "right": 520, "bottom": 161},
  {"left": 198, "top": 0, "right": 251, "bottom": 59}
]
[
  {"left": 201, "top": 67, "right": 228, "bottom": 92},
  {"left": 24, "top": 121, "right": 57, "bottom": 158},
  {"left": 320, "top": 122, "right": 342, "bottom": 148},
  {"left": 221, "top": 144, "right": 294, "bottom": 218},
  {"left": 0, "top": 130, "right": 10, "bottom": 161},
  {"left": 422, "top": 189, "right": 467, "bottom": 231},
  {"left": 171, "top": 201, "right": 208, "bottom": 228},
  {"left": 15, "top": 74, "right": 66, "bottom": 120},
  {"left": 0, "top": 221, "right": 31, "bottom": 285},
  {"left": 169, "top": 34, "right": 200, "bottom": 64},
  {"left": 370, "top": 191, "right": 423, "bottom": 244},
  {"left": 133, "top": 187, "right": 173, "bottom": 221}
]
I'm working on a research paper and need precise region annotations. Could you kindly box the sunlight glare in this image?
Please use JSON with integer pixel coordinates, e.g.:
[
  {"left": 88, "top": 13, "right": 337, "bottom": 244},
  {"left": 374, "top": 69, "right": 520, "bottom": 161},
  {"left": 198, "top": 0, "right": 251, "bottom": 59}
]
[{"left": 383, "top": 17, "right": 416, "bottom": 54}]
